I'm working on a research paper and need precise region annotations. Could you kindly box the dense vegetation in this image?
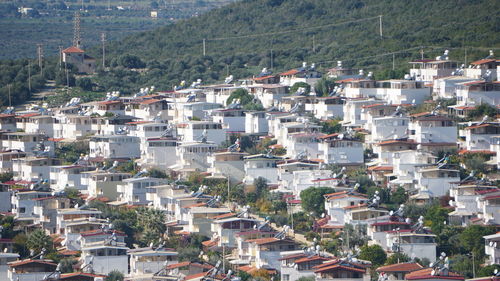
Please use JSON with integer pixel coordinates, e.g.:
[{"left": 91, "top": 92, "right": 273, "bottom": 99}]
[
  {"left": 88, "top": 0, "right": 500, "bottom": 93},
  {"left": 0, "top": 0, "right": 239, "bottom": 59}
]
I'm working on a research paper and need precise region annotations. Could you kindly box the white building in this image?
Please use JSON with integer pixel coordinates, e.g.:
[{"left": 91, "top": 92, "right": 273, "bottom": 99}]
[
  {"left": 174, "top": 141, "right": 218, "bottom": 172},
  {"left": 89, "top": 135, "right": 141, "bottom": 159},
  {"left": 318, "top": 134, "right": 364, "bottom": 165},
  {"left": 409, "top": 58, "right": 458, "bottom": 83},
  {"left": 462, "top": 123, "right": 500, "bottom": 151},
  {"left": 212, "top": 108, "right": 246, "bottom": 133},
  {"left": 128, "top": 247, "right": 178, "bottom": 277},
  {"left": 117, "top": 176, "right": 169, "bottom": 205},
  {"left": 484, "top": 232, "right": 500, "bottom": 265},
  {"left": 243, "top": 154, "right": 282, "bottom": 185},
  {"left": 415, "top": 166, "right": 460, "bottom": 197},
  {"left": 409, "top": 114, "right": 457, "bottom": 144},
  {"left": 245, "top": 111, "right": 269, "bottom": 135},
  {"left": 176, "top": 121, "right": 226, "bottom": 145}
]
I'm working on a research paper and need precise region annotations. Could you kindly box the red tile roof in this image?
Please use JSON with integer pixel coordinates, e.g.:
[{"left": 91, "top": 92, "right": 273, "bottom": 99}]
[
  {"left": 245, "top": 237, "right": 295, "bottom": 245},
  {"left": 377, "top": 139, "right": 416, "bottom": 146},
  {"left": 140, "top": 99, "right": 161, "bottom": 105},
  {"left": 166, "top": 261, "right": 191, "bottom": 269},
  {"left": 314, "top": 264, "right": 366, "bottom": 273},
  {"left": 376, "top": 262, "right": 422, "bottom": 272},
  {"left": 405, "top": 268, "right": 464, "bottom": 280},
  {"left": 62, "top": 46, "right": 84, "bottom": 53},
  {"left": 183, "top": 272, "right": 208, "bottom": 281},
  {"left": 254, "top": 75, "right": 276, "bottom": 81},
  {"left": 280, "top": 69, "right": 300, "bottom": 76},
  {"left": 60, "top": 272, "right": 106, "bottom": 279},
  {"left": 279, "top": 253, "right": 307, "bottom": 261},
  {"left": 367, "top": 166, "right": 393, "bottom": 172},
  {"left": 9, "top": 259, "right": 57, "bottom": 268},
  {"left": 294, "top": 255, "right": 331, "bottom": 264},
  {"left": 213, "top": 212, "right": 236, "bottom": 219},
  {"left": 471, "top": 58, "right": 497, "bottom": 65}
]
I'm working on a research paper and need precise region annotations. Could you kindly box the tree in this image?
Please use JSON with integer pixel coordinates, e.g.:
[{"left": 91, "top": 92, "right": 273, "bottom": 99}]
[
  {"left": 290, "top": 82, "right": 311, "bottom": 95},
  {"left": 314, "top": 77, "right": 336, "bottom": 97},
  {"left": 26, "top": 229, "right": 53, "bottom": 254},
  {"left": 458, "top": 225, "right": 495, "bottom": 259},
  {"left": 358, "top": 244, "right": 387, "bottom": 266},
  {"left": 59, "top": 258, "right": 77, "bottom": 273},
  {"left": 106, "top": 270, "right": 124, "bottom": 281},
  {"left": 468, "top": 104, "right": 497, "bottom": 119},
  {"left": 226, "top": 88, "right": 253, "bottom": 105},
  {"left": 385, "top": 252, "right": 410, "bottom": 265},
  {"left": 76, "top": 77, "right": 93, "bottom": 91},
  {"left": 300, "top": 186, "right": 335, "bottom": 216},
  {"left": 424, "top": 204, "right": 449, "bottom": 235},
  {"left": 0, "top": 172, "right": 13, "bottom": 183},
  {"left": 477, "top": 264, "right": 500, "bottom": 277},
  {"left": 119, "top": 54, "right": 146, "bottom": 69},
  {"left": 320, "top": 119, "right": 341, "bottom": 134}
]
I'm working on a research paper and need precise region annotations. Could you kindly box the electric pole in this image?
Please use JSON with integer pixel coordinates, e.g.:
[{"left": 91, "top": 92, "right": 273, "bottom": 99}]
[
  {"left": 37, "top": 44, "right": 43, "bottom": 76},
  {"left": 379, "top": 15, "right": 383, "bottom": 38},
  {"left": 101, "top": 32, "right": 106, "bottom": 68}
]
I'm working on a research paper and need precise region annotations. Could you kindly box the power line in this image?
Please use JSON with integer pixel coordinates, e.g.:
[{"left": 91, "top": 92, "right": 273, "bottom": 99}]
[{"left": 207, "top": 16, "right": 380, "bottom": 41}]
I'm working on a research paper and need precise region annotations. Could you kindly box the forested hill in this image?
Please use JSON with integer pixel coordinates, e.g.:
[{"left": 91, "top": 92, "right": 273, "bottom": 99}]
[{"left": 92, "top": 0, "right": 499, "bottom": 92}]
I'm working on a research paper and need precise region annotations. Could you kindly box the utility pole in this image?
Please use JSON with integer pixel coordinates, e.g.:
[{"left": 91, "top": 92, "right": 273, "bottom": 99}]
[
  {"left": 464, "top": 48, "right": 468, "bottom": 66},
  {"left": 379, "top": 15, "right": 383, "bottom": 38},
  {"left": 101, "top": 32, "right": 106, "bottom": 68},
  {"left": 270, "top": 49, "right": 274, "bottom": 70},
  {"left": 392, "top": 53, "right": 395, "bottom": 70},
  {"left": 65, "top": 61, "right": 69, "bottom": 87},
  {"left": 37, "top": 44, "right": 43, "bottom": 76},
  {"left": 313, "top": 34, "right": 316, "bottom": 52},
  {"left": 202, "top": 39, "right": 206, "bottom": 56},
  {"left": 28, "top": 61, "right": 32, "bottom": 93},
  {"left": 8, "top": 84, "right": 12, "bottom": 107},
  {"left": 58, "top": 45, "right": 63, "bottom": 70},
  {"left": 420, "top": 48, "right": 424, "bottom": 60}
]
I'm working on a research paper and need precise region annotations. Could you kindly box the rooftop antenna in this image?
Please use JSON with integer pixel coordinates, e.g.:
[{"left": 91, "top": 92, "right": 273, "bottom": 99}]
[{"left": 73, "top": 11, "right": 82, "bottom": 48}]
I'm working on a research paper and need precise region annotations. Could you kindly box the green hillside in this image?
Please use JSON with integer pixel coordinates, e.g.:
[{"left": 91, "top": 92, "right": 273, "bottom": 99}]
[{"left": 91, "top": 0, "right": 500, "bottom": 93}]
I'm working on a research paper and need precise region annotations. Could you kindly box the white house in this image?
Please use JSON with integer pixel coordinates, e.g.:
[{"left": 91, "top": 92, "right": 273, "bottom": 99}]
[
  {"left": 484, "top": 232, "right": 500, "bottom": 265},
  {"left": 89, "top": 135, "right": 141, "bottom": 159},
  {"left": 211, "top": 108, "right": 246, "bottom": 133},
  {"left": 245, "top": 111, "right": 269, "bottom": 135},
  {"left": 243, "top": 154, "right": 282, "bottom": 185},
  {"left": 318, "top": 134, "right": 364, "bottom": 165},
  {"left": 462, "top": 123, "right": 500, "bottom": 151},
  {"left": 128, "top": 247, "right": 178, "bottom": 277},
  {"left": 409, "top": 58, "right": 458, "bottom": 83},
  {"left": 116, "top": 176, "right": 169, "bottom": 205},
  {"left": 176, "top": 121, "right": 226, "bottom": 145},
  {"left": 409, "top": 114, "right": 457, "bottom": 144}
]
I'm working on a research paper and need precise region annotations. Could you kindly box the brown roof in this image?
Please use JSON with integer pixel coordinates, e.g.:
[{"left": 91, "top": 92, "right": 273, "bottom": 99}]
[
  {"left": 376, "top": 262, "right": 423, "bottom": 273},
  {"left": 471, "top": 58, "right": 497, "bottom": 65},
  {"left": 405, "top": 268, "right": 464, "bottom": 280},
  {"left": 9, "top": 259, "right": 57, "bottom": 268},
  {"left": 245, "top": 237, "right": 295, "bottom": 245},
  {"left": 62, "top": 46, "right": 84, "bottom": 53}
]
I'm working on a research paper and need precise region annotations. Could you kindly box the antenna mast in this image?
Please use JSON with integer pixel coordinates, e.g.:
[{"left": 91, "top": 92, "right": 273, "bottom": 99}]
[{"left": 73, "top": 11, "right": 82, "bottom": 48}]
